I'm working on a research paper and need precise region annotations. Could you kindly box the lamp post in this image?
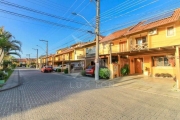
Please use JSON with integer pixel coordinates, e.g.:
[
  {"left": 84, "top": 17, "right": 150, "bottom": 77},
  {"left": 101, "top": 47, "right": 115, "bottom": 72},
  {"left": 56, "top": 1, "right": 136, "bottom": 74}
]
[
  {"left": 72, "top": 0, "right": 100, "bottom": 80},
  {"left": 26, "top": 54, "right": 30, "bottom": 67},
  {"left": 32, "top": 48, "right": 38, "bottom": 69},
  {"left": 72, "top": 13, "right": 95, "bottom": 28},
  {"left": 39, "top": 40, "right": 48, "bottom": 66}
]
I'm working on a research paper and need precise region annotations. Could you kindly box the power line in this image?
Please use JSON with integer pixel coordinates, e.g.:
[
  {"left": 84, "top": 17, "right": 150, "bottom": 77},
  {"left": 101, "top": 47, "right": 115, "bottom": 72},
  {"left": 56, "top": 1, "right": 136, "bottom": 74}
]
[
  {"left": 0, "top": 0, "right": 90, "bottom": 26},
  {"left": 0, "top": 9, "right": 90, "bottom": 32}
]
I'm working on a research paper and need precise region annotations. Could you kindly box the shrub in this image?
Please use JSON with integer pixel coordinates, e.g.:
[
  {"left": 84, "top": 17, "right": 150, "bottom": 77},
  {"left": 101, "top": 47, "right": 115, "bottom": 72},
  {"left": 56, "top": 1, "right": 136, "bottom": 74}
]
[
  {"left": 81, "top": 70, "right": 86, "bottom": 76},
  {"left": 155, "top": 73, "right": 160, "bottom": 77},
  {"left": 99, "top": 68, "right": 110, "bottom": 79},
  {"left": 0, "top": 71, "right": 7, "bottom": 80},
  {"left": 64, "top": 68, "right": 68, "bottom": 74},
  {"left": 56, "top": 69, "right": 61, "bottom": 72},
  {"left": 121, "top": 64, "right": 129, "bottom": 76},
  {"left": 11, "top": 64, "right": 16, "bottom": 69}
]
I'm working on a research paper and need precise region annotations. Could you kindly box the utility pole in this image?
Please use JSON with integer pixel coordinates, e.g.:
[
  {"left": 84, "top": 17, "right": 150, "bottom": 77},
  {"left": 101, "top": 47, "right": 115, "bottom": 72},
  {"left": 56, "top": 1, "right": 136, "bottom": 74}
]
[
  {"left": 32, "top": 48, "right": 38, "bottom": 69},
  {"left": 39, "top": 40, "right": 48, "bottom": 66},
  {"left": 26, "top": 54, "right": 30, "bottom": 67},
  {"left": 95, "top": 0, "right": 100, "bottom": 80}
]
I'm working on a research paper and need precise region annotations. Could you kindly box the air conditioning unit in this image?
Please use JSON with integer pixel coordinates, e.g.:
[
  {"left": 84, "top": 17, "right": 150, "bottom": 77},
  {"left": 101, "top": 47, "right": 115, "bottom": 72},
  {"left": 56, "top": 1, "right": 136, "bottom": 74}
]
[{"left": 148, "top": 28, "right": 157, "bottom": 35}]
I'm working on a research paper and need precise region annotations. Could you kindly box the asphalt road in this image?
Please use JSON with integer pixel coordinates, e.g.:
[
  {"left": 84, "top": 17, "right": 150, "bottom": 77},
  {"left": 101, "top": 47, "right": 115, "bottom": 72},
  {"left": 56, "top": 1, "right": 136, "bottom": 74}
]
[{"left": 0, "top": 69, "right": 180, "bottom": 120}]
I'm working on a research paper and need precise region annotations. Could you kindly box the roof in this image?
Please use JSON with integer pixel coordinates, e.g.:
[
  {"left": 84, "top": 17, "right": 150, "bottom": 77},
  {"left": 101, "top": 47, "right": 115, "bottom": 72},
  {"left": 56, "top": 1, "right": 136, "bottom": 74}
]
[
  {"left": 125, "top": 8, "right": 180, "bottom": 35},
  {"left": 100, "top": 28, "right": 130, "bottom": 43},
  {"left": 60, "top": 48, "right": 74, "bottom": 54}
]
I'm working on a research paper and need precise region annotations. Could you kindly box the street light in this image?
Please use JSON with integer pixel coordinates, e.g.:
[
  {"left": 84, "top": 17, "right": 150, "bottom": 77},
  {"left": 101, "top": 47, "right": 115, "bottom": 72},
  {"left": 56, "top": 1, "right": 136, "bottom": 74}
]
[
  {"left": 26, "top": 54, "right": 30, "bottom": 67},
  {"left": 72, "top": 12, "right": 95, "bottom": 28},
  {"left": 32, "top": 48, "right": 38, "bottom": 69},
  {"left": 39, "top": 40, "right": 48, "bottom": 66},
  {"left": 72, "top": 0, "right": 100, "bottom": 80}
]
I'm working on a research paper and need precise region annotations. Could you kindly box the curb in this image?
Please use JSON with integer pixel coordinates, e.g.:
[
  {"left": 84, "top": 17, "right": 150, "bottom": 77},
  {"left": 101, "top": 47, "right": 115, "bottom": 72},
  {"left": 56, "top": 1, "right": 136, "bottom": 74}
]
[{"left": 0, "top": 70, "right": 22, "bottom": 92}]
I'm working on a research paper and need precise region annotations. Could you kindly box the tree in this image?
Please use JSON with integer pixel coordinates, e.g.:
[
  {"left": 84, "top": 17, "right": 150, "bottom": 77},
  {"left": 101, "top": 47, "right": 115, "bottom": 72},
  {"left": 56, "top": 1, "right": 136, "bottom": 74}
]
[
  {"left": 0, "top": 27, "right": 22, "bottom": 68},
  {"left": 0, "top": 27, "right": 22, "bottom": 58}
]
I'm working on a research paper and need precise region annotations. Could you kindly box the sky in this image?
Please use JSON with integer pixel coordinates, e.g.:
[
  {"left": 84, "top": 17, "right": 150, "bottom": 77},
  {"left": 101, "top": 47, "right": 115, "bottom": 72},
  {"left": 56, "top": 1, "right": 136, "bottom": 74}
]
[{"left": 0, "top": 0, "right": 180, "bottom": 58}]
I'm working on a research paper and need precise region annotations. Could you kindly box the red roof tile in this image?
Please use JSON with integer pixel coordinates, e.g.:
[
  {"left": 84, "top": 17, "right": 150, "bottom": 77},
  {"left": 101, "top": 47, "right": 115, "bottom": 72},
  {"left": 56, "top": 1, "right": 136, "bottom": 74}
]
[
  {"left": 100, "top": 28, "right": 130, "bottom": 43},
  {"left": 126, "top": 9, "right": 180, "bottom": 35}
]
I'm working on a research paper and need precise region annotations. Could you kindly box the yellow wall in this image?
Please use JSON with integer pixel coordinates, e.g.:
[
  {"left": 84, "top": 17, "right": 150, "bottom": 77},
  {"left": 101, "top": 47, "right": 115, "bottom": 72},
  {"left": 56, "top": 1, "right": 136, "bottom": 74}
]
[
  {"left": 75, "top": 49, "right": 84, "bottom": 60},
  {"left": 150, "top": 22, "right": 180, "bottom": 48}
]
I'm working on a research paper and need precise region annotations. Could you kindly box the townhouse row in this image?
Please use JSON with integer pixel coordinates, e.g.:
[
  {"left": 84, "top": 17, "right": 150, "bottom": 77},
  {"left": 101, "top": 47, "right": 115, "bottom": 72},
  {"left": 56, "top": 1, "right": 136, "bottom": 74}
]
[{"left": 40, "top": 8, "right": 180, "bottom": 80}]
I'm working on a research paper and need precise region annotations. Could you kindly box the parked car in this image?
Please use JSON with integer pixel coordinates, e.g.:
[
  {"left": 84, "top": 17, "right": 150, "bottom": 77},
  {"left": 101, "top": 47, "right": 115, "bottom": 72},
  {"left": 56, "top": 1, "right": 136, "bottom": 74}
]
[
  {"left": 41, "top": 66, "right": 53, "bottom": 73},
  {"left": 85, "top": 65, "right": 95, "bottom": 76},
  {"left": 53, "top": 64, "right": 68, "bottom": 72}
]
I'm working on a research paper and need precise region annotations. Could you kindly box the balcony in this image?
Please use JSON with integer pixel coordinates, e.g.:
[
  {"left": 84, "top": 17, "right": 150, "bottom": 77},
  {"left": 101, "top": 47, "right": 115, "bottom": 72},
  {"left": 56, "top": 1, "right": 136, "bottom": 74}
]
[
  {"left": 86, "top": 53, "right": 95, "bottom": 58},
  {"left": 130, "top": 42, "right": 148, "bottom": 51},
  {"left": 77, "top": 55, "right": 85, "bottom": 59}
]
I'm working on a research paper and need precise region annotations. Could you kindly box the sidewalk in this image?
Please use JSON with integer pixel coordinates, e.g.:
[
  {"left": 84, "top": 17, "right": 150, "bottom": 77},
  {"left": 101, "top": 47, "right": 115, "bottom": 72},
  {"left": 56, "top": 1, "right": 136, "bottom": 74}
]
[
  {"left": 0, "top": 69, "right": 21, "bottom": 91},
  {"left": 108, "top": 75, "right": 180, "bottom": 98},
  {"left": 68, "top": 73, "right": 180, "bottom": 98}
]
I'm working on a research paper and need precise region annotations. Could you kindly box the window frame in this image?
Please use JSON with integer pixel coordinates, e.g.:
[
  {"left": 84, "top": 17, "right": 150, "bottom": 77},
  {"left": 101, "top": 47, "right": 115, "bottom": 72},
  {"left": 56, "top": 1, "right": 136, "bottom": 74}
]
[{"left": 166, "top": 25, "right": 175, "bottom": 37}]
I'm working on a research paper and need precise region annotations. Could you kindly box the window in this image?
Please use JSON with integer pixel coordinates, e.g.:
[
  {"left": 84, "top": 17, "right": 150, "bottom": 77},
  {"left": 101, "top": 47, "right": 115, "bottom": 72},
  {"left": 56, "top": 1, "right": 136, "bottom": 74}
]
[
  {"left": 136, "top": 37, "right": 146, "bottom": 45},
  {"left": 152, "top": 56, "right": 173, "bottom": 66},
  {"left": 167, "top": 26, "right": 174, "bottom": 36}
]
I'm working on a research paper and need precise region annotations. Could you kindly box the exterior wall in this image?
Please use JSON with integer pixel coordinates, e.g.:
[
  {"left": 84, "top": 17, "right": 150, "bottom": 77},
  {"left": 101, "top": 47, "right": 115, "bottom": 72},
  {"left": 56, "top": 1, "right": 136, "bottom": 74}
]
[
  {"left": 111, "top": 40, "right": 119, "bottom": 53},
  {"left": 74, "top": 49, "right": 84, "bottom": 60},
  {"left": 99, "top": 43, "right": 109, "bottom": 55},
  {"left": 129, "top": 54, "right": 176, "bottom": 77},
  {"left": 152, "top": 67, "right": 176, "bottom": 77},
  {"left": 150, "top": 22, "right": 180, "bottom": 48},
  {"left": 128, "top": 22, "right": 180, "bottom": 50}
]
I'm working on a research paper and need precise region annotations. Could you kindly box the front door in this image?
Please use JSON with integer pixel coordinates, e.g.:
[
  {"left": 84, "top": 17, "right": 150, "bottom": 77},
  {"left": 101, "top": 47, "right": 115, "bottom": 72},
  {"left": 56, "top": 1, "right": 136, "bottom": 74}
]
[{"left": 135, "top": 58, "right": 143, "bottom": 74}]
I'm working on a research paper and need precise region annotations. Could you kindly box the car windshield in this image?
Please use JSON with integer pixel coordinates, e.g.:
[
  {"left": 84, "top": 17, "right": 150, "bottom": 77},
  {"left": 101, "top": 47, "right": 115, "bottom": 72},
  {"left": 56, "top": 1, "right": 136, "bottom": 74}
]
[{"left": 87, "top": 66, "right": 93, "bottom": 69}]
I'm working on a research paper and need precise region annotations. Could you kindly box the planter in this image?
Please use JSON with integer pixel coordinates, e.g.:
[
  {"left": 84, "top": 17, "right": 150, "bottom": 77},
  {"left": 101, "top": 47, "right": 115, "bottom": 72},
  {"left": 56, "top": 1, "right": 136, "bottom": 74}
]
[
  {"left": 0, "top": 80, "right": 5, "bottom": 84},
  {"left": 144, "top": 71, "right": 149, "bottom": 76}
]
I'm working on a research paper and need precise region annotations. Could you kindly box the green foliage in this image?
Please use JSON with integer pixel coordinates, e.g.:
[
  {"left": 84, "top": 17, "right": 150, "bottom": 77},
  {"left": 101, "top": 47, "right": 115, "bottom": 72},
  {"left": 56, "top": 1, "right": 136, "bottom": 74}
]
[
  {"left": 81, "top": 70, "right": 86, "bottom": 76},
  {"left": 64, "top": 68, "right": 68, "bottom": 74},
  {"left": 121, "top": 64, "right": 129, "bottom": 76},
  {"left": 99, "top": 68, "right": 110, "bottom": 79},
  {"left": 0, "top": 28, "right": 22, "bottom": 58},
  {"left": 11, "top": 64, "right": 16, "bottom": 69},
  {"left": 57, "top": 69, "right": 61, "bottom": 72},
  {"left": 0, "top": 71, "right": 7, "bottom": 80}
]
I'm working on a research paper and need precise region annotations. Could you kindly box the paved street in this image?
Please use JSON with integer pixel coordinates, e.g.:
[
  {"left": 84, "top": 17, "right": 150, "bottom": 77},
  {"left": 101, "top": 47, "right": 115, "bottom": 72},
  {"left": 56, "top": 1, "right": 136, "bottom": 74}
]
[{"left": 0, "top": 69, "right": 180, "bottom": 120}]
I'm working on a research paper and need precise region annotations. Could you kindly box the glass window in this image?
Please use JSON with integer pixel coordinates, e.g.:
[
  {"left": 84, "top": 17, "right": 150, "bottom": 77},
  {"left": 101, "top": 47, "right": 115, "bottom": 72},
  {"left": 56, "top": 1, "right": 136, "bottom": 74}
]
[
  {"left": 167, "top": 26, "right": 174, "bottom": 36},
  {"left": 136, "top": 37, "right": 147, "bottom": 45},
  {"left": 153, "top": 56, "right": 171, "bottom": 66}
]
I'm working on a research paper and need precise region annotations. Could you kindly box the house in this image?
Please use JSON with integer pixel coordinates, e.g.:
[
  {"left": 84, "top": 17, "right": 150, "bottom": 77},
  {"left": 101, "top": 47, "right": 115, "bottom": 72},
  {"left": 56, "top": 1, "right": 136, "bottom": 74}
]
[
  {"left": 123, "top": 9, "right": 180, "bottom": 79},
  {"left": 99, "top": 28, "right": 130, "bottom": 78}
]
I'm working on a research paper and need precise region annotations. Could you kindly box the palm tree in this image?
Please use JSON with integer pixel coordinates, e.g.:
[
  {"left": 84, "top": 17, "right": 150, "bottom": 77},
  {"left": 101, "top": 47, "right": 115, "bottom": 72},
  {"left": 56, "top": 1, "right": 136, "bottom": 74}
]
[{"left": 0, "top": 27, "right": 22, "bottom": 65}]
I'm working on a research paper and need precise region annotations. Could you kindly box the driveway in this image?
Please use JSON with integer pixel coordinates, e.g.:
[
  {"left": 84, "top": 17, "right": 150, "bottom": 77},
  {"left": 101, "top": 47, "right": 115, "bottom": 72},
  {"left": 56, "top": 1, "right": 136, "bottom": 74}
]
[{"left": 0, "top": 69, "right": 180, "bottom": 120}]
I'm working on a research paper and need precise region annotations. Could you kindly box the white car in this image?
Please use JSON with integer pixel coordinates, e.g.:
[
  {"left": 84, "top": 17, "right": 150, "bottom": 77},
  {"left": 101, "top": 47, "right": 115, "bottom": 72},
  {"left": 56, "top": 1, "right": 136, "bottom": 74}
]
[{"left": 53, "top": 64, "right": 68, "bottom": 71}]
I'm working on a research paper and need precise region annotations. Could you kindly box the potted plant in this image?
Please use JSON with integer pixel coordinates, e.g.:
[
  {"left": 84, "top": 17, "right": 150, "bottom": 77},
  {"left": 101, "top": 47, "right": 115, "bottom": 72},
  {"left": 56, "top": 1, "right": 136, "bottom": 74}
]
[{"left": 144, "top": 67, "right": 149, "bottom": 76}]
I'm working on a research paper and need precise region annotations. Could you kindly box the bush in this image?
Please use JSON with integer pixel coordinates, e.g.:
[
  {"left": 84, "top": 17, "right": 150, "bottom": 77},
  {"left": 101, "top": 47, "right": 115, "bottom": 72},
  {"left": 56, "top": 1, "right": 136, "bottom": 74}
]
[
  {"left": 121, "top": 64, "right": 129, "bottom": 76},
  {"left": 81, "top": 70, "right": 86, "bottom": 76},
  {"left": 11, "top": 64, "right": 16, "bottom": 69},
  {"left": 56, "top": 69, "right": 61, "bottom": 72},
  {"left": 64, "top": 68, "right": 68, "bottom": 74},
  {"left": 155, "top": 73, "right": 160, "bottom": 77},
  {"left": 99, "top": 68, "right": 110, "bottom": 79},
  {"left": 0, "top": 71, "right": 7, "bottom": 80}
]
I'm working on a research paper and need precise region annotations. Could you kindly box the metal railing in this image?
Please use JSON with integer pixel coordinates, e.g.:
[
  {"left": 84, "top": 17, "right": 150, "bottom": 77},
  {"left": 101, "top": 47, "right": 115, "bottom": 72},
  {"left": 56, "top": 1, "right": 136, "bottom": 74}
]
[{"left": 130, "top": 42, "right": 148, "bottom": 51}]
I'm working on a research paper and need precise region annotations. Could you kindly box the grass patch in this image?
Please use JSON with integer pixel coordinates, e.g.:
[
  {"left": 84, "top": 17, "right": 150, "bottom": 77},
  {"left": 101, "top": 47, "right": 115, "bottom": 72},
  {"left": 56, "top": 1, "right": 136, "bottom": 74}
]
[{"left": 5, "top": 69, "right": 14, "bottom": 82}]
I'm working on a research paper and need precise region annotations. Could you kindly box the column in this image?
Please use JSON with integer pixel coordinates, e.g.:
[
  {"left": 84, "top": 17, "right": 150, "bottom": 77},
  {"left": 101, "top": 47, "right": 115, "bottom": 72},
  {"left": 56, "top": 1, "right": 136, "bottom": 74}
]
[{"left": 175, "top": 46, "right": 180, "bottom": 89}]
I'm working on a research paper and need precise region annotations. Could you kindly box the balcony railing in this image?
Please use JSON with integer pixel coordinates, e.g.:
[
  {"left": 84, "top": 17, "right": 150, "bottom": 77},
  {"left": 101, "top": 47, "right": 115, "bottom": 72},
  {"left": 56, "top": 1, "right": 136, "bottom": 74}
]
[
  {"left": 77, "top": 55, "right": 85, "bottom": 59},
  {"left": 86, "top": 53, "right": 95, "bottom": 57},
  {"left": 130, "top": 42, "right": 148, "bottom": 51}
]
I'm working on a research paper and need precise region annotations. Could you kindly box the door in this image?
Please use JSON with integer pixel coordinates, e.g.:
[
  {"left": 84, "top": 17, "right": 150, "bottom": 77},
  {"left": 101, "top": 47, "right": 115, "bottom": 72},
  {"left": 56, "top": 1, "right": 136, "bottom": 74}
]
[{"left": 135, "top": 58, "right": 143, "bottom": 74}]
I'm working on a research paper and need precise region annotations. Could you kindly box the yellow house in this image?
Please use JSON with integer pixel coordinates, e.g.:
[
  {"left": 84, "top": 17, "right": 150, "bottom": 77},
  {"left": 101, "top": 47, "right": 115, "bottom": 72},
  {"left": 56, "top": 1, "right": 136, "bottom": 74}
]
[
  {"left": 121, "top": 9, "right": 180, "bottom": 79},
  {"left": 99, "top": 28, "right": 130, "bottom": 77}
]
